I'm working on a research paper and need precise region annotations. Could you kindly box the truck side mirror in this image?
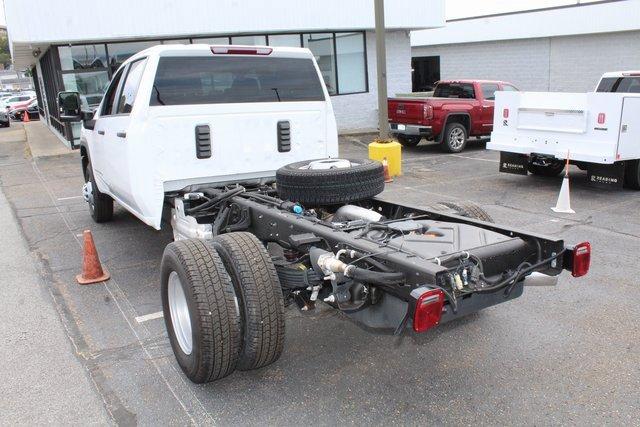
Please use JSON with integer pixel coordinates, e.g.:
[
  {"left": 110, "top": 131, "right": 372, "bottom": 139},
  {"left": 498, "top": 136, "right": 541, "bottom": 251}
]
[{"left": 57, "top": 91, "right": 82, "bottom": 122}]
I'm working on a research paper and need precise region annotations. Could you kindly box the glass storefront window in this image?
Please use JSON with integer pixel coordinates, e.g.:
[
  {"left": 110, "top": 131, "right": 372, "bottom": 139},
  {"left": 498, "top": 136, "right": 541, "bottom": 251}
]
[
  {"left": 335, "top": 32, "right": 366, "bottom": 94},
  {"left": 161, "top": 39, "right": 190, "bottom": 45},
  {"left": 268, "top": 34, "right": 301, "bottom": 48},
  {"left": 59, "top": 44, "right": 108, "bottom": 71},
  {"left": 62, "top": 71, "right": 110, "bottom": 109},
  {"left": 193, "top": 37, "right": 230, "bottom": 45},
  {"left": 231, "top": 35, "right": 266, "bottom": 46},
  {"left": 107, "top": 41, "right": 156, "bottom": 72},
  {"left": 303, "top": 33, "right": 337, "bottom": 95}
]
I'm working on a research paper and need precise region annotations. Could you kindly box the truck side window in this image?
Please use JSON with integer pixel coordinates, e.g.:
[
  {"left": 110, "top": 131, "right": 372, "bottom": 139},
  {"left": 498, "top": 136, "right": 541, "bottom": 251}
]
[
  {"left": 502, "top": 84, "right": 518, "bottom": 92},
  {"left": 116, "top": 58, "right": 147, "bottom": 114},
  {"left": 481, "top": 83, "right": 500, "bottom": 100},
  {"left": 101, "top": 68, "right": 125, "bottom": 116}
]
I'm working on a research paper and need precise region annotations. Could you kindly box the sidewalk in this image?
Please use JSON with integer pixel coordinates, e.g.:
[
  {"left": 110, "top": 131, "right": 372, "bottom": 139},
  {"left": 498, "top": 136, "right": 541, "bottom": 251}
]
[
  {"left": 23, "top": 121, "right": 73, "bottom": 158},
  {"left": 0, "top": 129, "right": 109, "bottom": 424}
]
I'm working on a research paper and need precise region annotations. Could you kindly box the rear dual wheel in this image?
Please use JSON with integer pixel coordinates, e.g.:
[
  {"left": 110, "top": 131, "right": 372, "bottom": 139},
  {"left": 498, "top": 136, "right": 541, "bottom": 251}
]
[{"left": 161, "top": 233, "right": 285, "bottom": 383}]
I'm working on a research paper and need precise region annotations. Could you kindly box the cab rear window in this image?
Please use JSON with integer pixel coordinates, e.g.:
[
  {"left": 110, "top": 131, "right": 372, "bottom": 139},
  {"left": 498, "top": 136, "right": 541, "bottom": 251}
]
[
  {"left": 433, "top": 83, "right": 475, "bottom": 99},
  {"left": 596, "top": 76, "right": 640, "bottom": 93},
  {"left": 150, "top": 56, "right": 326, "bottom": 105}
]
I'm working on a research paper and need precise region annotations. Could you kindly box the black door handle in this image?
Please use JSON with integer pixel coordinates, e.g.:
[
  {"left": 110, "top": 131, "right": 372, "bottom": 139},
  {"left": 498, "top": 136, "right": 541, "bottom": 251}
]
[
  {"left": 116, "top": 131, "right": 126, "bottom": 138},
  {"left": 97, "top": 130, "right": 105, "bottom": 135}
]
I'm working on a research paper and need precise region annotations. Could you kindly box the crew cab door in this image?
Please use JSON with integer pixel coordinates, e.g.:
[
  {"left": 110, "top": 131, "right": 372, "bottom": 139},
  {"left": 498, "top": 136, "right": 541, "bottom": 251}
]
[
  {"left": 479, "top": 83, "right": 499, "bottom": 133},
  {"left": 94, "top": 58, "right": 147, "bottom": 211}
]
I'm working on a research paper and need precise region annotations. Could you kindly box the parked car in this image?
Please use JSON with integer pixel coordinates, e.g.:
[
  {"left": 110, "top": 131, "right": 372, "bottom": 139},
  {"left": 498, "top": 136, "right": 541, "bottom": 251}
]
[
  {"left": 58, "top": 44, "right": 589, "bottom": 384},
  {"left": 0, "top": 109, "right": 9, "bottom": 127},
  {"left": 1, "top": 94, "right": 35, "bottom": 111},
  {"left": 388, "top": 80, "right": 519, "bottom": 152},
  {"left": 488, "top": 70, "right": 640, "bottom": 189},
  {"left": 10, "top": 99, "right": 39, "bottom": 121}
]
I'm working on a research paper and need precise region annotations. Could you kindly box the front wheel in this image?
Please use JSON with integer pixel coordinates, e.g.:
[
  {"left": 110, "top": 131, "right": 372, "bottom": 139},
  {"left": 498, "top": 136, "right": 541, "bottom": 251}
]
[
  {"left": 83, "top": 164, "right": 113, "bottom": 223},
  {"left": 161, "top": 239, "right": 242, "bottom": 383},
  {"left": 396, "top": 135, "right": 421, "bottom": 147},
  {"left": 442, "top": 122, "right": 468, "bottom": 153}
]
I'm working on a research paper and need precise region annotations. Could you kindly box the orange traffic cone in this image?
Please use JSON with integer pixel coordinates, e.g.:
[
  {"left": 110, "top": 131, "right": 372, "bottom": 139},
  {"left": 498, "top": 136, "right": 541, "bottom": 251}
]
[
  {"left": 551, "top": 152, "right": 574, "bottom": 214},
  {"left": 382, "top": 157, "right": 393, "bottom": 183},
  {"left": 22, "top": 111, "right": 30, "bottom": 123},
  {"left": 76, "top": 230, "right": 110, "bottom": 284}
]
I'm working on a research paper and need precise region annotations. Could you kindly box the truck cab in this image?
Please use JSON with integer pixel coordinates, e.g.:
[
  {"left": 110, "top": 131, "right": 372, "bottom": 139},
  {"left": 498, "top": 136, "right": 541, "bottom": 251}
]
[{"left": 60, "top": 44, "right": 338, "bottom": 229}]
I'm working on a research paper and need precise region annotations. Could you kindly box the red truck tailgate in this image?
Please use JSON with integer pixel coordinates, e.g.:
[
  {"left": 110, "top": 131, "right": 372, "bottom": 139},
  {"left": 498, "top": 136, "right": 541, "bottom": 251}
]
[{"left": 388, "top": 98, "right": 426, "bottom": 125}]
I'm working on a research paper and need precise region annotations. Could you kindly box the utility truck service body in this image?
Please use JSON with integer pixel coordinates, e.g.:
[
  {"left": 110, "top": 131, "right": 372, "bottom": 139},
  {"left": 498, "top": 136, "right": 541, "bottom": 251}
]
[
  {"left": 489, "top": 71, "right": 640, "bottom": 188},
  {"left": 58, "top": 45, "right": 590, "bottom": 384}
]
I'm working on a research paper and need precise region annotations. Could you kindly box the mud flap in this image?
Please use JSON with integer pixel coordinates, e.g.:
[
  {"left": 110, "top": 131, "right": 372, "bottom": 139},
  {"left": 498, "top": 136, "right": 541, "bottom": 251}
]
[
  {"left": 499, "top": 152, "right": 529, "bottom": 175},
  {"left": 587, "top": 162, "right": 624, "bottom": 189}
]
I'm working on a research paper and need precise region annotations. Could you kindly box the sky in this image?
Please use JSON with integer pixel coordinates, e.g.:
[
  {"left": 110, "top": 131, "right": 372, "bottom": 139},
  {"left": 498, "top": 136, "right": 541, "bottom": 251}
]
[{"left": 0, "top": 0, "right": 604, "bottom": 27}]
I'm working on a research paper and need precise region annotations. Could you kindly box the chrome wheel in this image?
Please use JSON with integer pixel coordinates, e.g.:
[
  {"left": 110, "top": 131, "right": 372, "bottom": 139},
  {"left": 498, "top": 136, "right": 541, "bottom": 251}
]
[
  {"left": 168, "top": 271, "right": 193, "bottom": 355},
  {"left": 299, "top": 159, "right": 359, "bottom": 170},
  {"left": 448, "top": 127, "right": 466, "bottom": 150}
]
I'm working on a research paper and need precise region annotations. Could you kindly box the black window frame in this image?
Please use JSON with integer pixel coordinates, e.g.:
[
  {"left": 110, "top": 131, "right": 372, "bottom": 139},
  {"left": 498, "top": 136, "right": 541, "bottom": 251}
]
[{"left": 100, "top": 66, "right": 126, "bottom": 117}]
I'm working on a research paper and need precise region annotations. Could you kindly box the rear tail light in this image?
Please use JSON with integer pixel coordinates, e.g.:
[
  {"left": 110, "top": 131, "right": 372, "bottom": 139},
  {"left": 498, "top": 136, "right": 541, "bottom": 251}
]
[
  {"left": 503, "top": 108, "right": 509, "bottom": 118},
  {"left": 210, "top": 46, "right": 272, "bottom": 55},
  {"left": 572, "top": 241, "right": 591, "bottom": 277},
  {"left": 597, "top": 113, "right": 606, "bottom": 124},
  {"left": 423, "top": 104, "right": 433, "bottom": 121},
  {"left": 413, "top": 288, "right": 444, "bottom": 332}
]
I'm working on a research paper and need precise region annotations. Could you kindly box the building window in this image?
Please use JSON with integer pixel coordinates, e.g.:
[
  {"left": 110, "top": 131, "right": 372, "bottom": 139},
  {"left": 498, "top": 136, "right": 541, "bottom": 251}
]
[
  {"left": 59, "top": 44, "right": 108, "bottom": 71},
  {"left": 268, "top": 34, "right": 301, "bottom": 48},
  {"left": 62, "top": 71, "right": 110, "bottom": 109},
  {"left": 106, "top": 41, "right": 156, "bottom": 73},
  {"left": 303, "top": 33, "right": 337, "bottom": 95},
  {"left": 231, "top": 35, "right": 266, "bottom": 45},
  {"left": 193, "top": 37, "right": 230, "bottom": 44},
  {"left": 335, "top": 32, "right": 366, "bottom": 94}
]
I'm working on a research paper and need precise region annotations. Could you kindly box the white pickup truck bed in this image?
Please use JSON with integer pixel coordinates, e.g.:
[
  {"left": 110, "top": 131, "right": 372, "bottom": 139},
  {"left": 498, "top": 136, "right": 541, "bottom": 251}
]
[{"left": 488, "top": 91, "right": 640, "bottom": 164}]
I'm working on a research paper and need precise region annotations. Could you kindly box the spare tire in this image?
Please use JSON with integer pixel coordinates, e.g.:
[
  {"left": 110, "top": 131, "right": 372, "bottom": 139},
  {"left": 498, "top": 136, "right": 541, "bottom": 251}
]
[{"left": 276, "top": 158, "right": 385, "bottom": 206}]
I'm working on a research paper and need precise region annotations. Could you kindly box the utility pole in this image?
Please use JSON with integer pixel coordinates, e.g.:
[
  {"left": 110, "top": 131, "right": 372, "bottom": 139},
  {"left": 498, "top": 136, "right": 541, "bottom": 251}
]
[{"left": 374, "top": 0, "right": 389, "bottom": 140}]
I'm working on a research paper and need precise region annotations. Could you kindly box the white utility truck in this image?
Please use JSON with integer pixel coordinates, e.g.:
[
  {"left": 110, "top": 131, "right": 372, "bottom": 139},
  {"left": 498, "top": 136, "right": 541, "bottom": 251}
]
[
  {"left": 57, "top": 44, "right": 589, "bottom": 384},
  {"left": 488, "top": 71, "right": 640, "bottom": 188}
]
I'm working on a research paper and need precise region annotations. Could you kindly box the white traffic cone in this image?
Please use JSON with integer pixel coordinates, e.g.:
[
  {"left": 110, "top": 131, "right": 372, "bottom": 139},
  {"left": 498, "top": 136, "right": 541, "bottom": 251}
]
[{"left": 551, "top": 154, "right": 574, "bottom": 214}]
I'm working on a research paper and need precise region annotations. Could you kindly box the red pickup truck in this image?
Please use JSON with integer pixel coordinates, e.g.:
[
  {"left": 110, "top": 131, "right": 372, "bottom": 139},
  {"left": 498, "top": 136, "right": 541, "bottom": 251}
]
[{"left": 388, "top": 80, "right": 518, "bottom": 152}]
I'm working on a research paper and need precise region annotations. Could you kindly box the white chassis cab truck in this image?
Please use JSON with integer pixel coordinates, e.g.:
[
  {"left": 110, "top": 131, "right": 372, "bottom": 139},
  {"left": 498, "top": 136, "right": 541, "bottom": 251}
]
[
  {"left": 57, "top": 44, "right": 590, "bottom": 384},
  {"left": 488, "top": 71, "right": 640, "bottom": 189}
]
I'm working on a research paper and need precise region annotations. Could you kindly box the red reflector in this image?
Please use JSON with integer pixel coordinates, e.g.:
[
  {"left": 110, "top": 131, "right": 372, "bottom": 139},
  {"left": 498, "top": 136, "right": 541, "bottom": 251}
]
[
  {"left": 572, "top": 241, "right": 591, "bottom": 277},
  {"left": 597, "top": 113, "right": 606, "bottom": 124},
  {"left": 413, "top": 288, "right": 444, "bottom": 332},
  {"left": 210, "top": 46, "right": 272, "bottom": 55},
  {"left": 503, "top": 108, "right": 509, "bottom": 118}
]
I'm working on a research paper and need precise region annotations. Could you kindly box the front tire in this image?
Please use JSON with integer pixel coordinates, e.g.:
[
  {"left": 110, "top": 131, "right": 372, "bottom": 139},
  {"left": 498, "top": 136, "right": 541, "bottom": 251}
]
[
  {"left": 213, "top": 232, "right": 285, "bottom": 371},
  {"left": 442, "top": 122, "right": 468, "bottom": 153},
  {"left": 161, "top": 239, "right": 242, "bottom": 383},
  {"left": 396, "top": 135, "right": 421, "bottom": 147},
  {"left": 84, "top": 164, "right": 113, "bottom": 223}
]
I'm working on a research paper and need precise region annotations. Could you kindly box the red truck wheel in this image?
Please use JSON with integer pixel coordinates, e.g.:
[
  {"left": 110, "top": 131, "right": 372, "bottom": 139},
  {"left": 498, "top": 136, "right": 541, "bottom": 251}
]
[{"left": 442, "top": 123, "right": 468, "bottom": 153}]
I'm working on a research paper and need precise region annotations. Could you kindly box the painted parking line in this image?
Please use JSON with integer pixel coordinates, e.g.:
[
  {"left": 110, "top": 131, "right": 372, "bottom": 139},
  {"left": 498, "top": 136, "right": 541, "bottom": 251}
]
[
  {"left": 450, "top": 154, "right": 500, "bottom": 163},
  {"left": 57, "top": 195, "right": 84, "bottom": 201},
  {"left": 135, "top": 311, "right": 164, "bottom": 323}
]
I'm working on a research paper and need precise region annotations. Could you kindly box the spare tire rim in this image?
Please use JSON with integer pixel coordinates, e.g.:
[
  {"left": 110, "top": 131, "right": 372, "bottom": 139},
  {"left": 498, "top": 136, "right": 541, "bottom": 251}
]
[
  {"left": 299, "top": 159, "right": 359, "bottom": 170},
  {"left": 449, "top": 128, "right": 465, "bottom": 149},
  {"left": 168, "top": 271, "right": 193, "bottom": 355}
]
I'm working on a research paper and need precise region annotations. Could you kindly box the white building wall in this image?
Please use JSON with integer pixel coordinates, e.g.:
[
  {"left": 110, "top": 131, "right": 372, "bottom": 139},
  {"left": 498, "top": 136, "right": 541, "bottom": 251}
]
[
  {"left": 412, "top": 30, "right": 640, "bottom": 93},
  {"left": 549, "top": 31, "right": 640, "bottom": 92},
  {"left": 412, "top": 38, "right": 551, "bottom": 91},
  {"left": 333, "top": 31, "right": 412, "bottom": 133}
]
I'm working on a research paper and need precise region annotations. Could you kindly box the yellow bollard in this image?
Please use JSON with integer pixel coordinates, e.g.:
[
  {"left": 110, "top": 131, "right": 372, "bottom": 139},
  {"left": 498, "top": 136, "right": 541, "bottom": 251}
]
[{"left": 368, "top": 140, "right": 402, "bottom": 176}]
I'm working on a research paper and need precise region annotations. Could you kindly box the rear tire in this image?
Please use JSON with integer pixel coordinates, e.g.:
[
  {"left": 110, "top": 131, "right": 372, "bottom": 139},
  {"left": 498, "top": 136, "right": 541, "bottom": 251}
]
[
  {"left": 161, "top": 239, "right": 242, "bottom": 383},
  {"left": 437, "top": 201, "right": 494, "bottom": 223},
  {"left": 213, "top": 232, "right": 285, "bottom": 371},
  {"left": 624, "top": 160, "right": 640, "bottom": 190},
  {"left": 396, "top": 135, "right": 421, "bottom": 147},
  {"left": 442, "top": 122, "right": 468, "bottom": 153},
  {"left": 84, "top": 164, "right": 113, "bottom": 223}
]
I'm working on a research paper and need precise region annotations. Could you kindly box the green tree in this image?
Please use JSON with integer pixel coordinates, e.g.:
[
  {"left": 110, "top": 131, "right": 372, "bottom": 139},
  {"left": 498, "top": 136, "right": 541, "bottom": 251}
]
[{"left": 0, "top": 36, "right": 12, "bottom": 69}]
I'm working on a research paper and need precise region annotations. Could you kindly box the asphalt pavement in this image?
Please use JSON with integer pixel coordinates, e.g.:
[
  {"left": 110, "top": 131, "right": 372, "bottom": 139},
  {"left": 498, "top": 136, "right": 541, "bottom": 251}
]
[{"left": 0, "top": 125, "right": 638, "bottom": 425}]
